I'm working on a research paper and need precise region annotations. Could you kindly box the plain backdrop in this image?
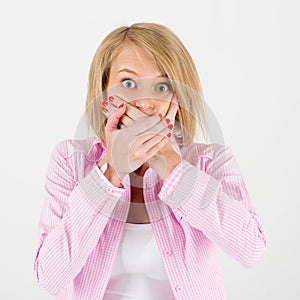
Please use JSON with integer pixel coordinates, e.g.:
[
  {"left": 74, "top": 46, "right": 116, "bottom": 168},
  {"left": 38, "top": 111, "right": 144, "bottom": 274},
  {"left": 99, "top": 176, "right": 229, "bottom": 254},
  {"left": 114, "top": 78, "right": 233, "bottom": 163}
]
[{"left": 1, "top": 0, "right": 299, "bottom": 299}]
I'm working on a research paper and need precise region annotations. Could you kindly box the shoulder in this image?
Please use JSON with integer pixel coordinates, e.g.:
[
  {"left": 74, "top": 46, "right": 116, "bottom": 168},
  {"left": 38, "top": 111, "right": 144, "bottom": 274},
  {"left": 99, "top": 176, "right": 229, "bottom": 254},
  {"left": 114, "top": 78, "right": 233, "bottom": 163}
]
[
  {"left": 180, "top": 142, "right": 231, "bottom": 162},
  {"left": 52, "top": 136, "right": 105, "bottom": 161},
  {"left": 179, "top": 142, "right": 235, "bottom": 174}
]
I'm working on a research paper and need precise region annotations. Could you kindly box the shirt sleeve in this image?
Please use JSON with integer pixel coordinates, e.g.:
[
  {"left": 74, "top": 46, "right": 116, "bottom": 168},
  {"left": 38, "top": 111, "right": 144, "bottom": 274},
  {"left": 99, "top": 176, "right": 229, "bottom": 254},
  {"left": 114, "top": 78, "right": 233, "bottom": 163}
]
[
  {"left": 158, "top": 144, "right": 267, "bottom": 268},
  {"left": 33, "top": 141, "right": 125, "bottom": 295}
]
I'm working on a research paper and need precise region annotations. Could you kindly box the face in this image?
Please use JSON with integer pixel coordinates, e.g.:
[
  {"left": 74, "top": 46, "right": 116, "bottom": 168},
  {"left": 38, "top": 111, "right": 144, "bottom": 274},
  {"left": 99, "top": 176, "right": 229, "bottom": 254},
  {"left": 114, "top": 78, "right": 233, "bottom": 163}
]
[{"left": 107, "top": 45, "right": 174, "bottom": 116}]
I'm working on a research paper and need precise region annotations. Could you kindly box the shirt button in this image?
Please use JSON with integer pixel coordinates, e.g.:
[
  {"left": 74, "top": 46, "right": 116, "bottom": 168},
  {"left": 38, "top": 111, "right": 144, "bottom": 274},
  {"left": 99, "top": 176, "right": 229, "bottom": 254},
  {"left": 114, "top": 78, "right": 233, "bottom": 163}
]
[
  {"left": 91, "top": 209, "right": 100, "bottom": 219},
  {"left": 146, "top": 182, "right": 152, "bottom": 188},
  {"left": 106, "top": 186, "right": 113, "bottom": 193},
  {"left": 160, "top": 191, "right": 167, "bottom": 198},
  {"left": 175, "top": 285, "right": 183, "bottom": 292},
  {"left": 154, "top": 215, "right": 161, "bottom": 221},
  {"left": 164, "top": 249, "right": 172, "bottom": 256},
  {"left": 177, "top": 210, "right": 186, "bottom": 219}
]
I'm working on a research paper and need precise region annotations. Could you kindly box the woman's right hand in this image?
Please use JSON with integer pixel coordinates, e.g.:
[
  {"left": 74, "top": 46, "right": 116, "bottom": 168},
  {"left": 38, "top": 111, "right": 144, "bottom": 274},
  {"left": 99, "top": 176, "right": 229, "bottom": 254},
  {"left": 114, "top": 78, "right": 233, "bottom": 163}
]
[{"left": 100, "top": 103, "right": 172, "bottom": 182}]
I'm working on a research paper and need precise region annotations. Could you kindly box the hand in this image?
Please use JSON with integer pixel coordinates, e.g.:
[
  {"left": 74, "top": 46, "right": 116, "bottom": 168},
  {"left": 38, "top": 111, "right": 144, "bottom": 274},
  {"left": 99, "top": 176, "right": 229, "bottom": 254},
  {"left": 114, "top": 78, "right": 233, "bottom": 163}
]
[
  {"left": 102, "top": 95, "right": 182, "bottom": 180},
  {"left": 100, "top": 103, "right": 172, "bottom": 181},
  {"left": 146, "top": 95, "right": 182, "bottom": 180},
  {"left": 102, "top": 95, "right": 153, "bottom": 129}
]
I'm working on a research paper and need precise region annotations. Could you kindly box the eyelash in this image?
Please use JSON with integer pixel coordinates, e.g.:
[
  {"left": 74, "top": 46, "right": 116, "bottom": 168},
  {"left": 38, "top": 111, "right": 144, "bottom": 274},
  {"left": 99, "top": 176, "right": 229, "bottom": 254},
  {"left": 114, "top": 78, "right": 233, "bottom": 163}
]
[
  {"left": 120, "top": 78, "right": 171, "bottom": 91},
  {"left": 119, "top": 78, "right": 135, "bottom": 89},
  {"left": 120, "top": 78, "right": 133, "bottom": 83}
]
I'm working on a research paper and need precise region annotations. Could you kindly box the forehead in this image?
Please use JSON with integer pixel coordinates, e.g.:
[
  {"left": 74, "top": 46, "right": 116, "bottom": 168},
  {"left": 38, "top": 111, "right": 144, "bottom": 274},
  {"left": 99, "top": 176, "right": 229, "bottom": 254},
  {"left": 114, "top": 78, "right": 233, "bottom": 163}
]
[{"left": 110, "top": 45, "right": 162, "bottom": 77}]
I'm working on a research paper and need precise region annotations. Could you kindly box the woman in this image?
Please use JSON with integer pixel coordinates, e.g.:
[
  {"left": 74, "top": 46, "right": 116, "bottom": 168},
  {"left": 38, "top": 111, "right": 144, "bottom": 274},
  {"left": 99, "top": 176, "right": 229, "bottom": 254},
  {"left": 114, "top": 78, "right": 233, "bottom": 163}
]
[{"left": 34, "top": 23, "right": 267, "bottom": 299}]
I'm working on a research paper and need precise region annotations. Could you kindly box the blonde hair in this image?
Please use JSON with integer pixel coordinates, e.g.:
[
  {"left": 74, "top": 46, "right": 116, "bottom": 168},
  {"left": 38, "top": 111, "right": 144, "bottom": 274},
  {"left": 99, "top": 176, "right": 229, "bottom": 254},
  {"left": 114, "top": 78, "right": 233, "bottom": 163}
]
[{"left": 85, "top": 22, "right": 208, "bottom": 146}]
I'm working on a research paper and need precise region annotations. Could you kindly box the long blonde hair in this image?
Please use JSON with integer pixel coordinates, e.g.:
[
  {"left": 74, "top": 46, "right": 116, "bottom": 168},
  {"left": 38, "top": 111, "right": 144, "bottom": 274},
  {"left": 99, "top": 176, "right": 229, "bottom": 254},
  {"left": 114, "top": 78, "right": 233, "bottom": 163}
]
[{"left": 85, "top": 22, "right": 208, "bottom": 146}]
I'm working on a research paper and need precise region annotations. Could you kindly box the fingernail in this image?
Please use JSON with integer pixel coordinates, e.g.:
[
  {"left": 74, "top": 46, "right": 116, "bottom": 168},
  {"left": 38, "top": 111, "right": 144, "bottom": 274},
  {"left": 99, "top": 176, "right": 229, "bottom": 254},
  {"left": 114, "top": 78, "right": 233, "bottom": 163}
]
[
  {"left": 109, "top": 96, "right": 114, "bottom": 102},
  {"left": 102, "top": 101, "right": 108, "bottom": 107},
  {"left": 166, "top": 118, "right": 170, "bottom": 124},
  {"left": 102, "top": 107, "right": 108, "bottom": 113},
  {"left": 118, "top": 103, "right": 124, "bottom": 108},
  {"left": 167, "top": 132, "right": 172, "bottom": 138},
  {"left": 168, "top": 124, "right": 173, "bottom": 130},
  {"left": 158, "top": 113, "right": 163, "bottom": 119}
]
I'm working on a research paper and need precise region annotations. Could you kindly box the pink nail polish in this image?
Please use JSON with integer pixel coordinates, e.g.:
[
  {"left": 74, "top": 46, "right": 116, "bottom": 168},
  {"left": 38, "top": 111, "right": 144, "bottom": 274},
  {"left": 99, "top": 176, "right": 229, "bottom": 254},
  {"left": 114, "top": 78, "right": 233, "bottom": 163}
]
[
  {"left": 102, "top": 107, "right": 108, "bottom": 113},
  {"left": 168, "top": 124, "right": 173, "bottom": 130},
  {"left": 118, "top": 103, "right": 124, "bottom": 108},
  {"left": 158, "top": 113, "right": 162, "bottom": 119},
  {"left": 109, "top": 96, "right": 114, "bottom": 102},
  {"left": 166, "top": 118, "right": 170, "bottom": 124},
  {"left": 167, "top": 132, "right": 172, "bottom": 138},
  {"left": 102, "top": 101, "right": 108, "bottom": 107}
]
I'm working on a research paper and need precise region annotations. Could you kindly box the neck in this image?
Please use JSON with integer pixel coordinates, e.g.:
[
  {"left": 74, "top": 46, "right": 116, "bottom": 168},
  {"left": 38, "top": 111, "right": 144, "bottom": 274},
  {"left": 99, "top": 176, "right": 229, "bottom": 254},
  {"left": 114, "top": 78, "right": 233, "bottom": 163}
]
[
  {"left": 134, "top": 164, "right": 149, "bottom": 176},
  {"left": 129, "top": 164, "right": 149, "bottom": 189}
]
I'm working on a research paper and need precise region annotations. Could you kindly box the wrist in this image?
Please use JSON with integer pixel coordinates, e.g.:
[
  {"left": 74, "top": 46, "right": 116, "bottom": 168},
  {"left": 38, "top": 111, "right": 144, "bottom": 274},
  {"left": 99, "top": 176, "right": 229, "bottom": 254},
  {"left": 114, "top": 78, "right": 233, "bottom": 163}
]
[
  {"left": 97, "top": 156, "right": 124, "bottom": 188},
  {"left": 103, "top": 165, "right": 123, "bottom": 188},
  {"left": 149, "top": 151, "right": 182, "bottom": 181},
  {"left": 162, "top": 153, "right": 182, "bottom": 181}
]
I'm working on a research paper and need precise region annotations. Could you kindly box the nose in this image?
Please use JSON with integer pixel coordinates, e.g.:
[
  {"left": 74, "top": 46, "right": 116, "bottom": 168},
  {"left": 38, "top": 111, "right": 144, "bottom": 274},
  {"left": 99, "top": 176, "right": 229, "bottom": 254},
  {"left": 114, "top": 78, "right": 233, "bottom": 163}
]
[{"left": 134, "top": 98, "right": 155, "bottom": 114}]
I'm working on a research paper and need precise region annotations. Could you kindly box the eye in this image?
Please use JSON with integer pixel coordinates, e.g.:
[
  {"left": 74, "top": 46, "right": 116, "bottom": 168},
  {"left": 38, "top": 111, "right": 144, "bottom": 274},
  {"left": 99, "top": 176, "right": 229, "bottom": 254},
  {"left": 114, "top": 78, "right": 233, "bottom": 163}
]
[
  {"left": 156, "top": 83, "right": 170, "bottom": 93},
  {"left": 121, "top": 79, "right": 136, "bottom": 89}
]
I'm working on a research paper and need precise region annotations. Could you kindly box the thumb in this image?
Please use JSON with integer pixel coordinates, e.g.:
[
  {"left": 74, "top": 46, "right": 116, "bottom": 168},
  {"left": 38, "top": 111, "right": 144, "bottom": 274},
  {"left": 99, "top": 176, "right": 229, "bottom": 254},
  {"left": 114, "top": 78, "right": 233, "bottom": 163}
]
[{"left": 105, "top": 103, "right": 126, "bottom": 131}]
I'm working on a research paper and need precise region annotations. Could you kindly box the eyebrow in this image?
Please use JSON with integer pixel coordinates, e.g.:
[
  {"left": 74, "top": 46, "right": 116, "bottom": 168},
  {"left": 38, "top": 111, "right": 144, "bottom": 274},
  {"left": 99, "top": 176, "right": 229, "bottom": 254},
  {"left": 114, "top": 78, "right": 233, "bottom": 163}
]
[{"left": 118, "top": 68, "right": 165, "bottom": 78}]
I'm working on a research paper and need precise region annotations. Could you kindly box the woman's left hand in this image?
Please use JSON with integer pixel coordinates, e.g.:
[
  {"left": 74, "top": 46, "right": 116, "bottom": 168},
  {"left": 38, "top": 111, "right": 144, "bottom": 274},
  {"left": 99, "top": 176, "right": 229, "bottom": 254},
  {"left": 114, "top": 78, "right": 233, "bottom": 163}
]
[{"left": 102, "top": 95, "right": 182, "bottom": 180}]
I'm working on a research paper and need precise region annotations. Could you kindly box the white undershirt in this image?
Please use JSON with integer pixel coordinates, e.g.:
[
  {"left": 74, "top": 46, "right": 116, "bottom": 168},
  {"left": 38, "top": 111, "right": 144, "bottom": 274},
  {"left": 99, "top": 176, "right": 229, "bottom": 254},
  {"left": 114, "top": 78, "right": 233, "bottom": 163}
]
[{"left": 103, "top": 222, "right": 176, "bottom": 300}]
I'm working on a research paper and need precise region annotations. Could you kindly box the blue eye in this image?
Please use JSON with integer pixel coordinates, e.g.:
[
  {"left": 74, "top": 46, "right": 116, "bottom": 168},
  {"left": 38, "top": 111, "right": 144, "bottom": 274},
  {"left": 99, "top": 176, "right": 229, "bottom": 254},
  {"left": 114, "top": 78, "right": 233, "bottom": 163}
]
[
  {"left": 121, "top": 79, "right": 136, "bottom": 89},
  {"left": 156, "top": 83, "right": 170, "bottom": 93}
]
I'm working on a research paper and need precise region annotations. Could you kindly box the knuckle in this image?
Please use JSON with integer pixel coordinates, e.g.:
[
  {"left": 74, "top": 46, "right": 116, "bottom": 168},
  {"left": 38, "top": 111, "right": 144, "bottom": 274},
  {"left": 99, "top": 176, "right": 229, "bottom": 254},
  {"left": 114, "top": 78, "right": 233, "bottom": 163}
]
[{"left": 135, "top": 149, "right": 143, "bottom": 157}]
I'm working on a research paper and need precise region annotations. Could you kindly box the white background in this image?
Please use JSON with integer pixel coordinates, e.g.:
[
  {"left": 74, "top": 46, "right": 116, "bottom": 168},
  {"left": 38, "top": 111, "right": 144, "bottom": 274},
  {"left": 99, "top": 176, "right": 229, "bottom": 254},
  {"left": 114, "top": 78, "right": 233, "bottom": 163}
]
[{"left": 1, "top": 0, "right": 299, "bottom": 299}]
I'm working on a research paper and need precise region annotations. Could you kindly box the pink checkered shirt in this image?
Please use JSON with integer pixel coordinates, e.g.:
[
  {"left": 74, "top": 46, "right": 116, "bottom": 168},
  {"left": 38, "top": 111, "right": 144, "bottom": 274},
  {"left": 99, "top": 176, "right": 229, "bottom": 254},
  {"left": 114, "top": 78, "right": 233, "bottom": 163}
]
[{"left": 34, "top": 136, "right": 267, "bottom": 299}]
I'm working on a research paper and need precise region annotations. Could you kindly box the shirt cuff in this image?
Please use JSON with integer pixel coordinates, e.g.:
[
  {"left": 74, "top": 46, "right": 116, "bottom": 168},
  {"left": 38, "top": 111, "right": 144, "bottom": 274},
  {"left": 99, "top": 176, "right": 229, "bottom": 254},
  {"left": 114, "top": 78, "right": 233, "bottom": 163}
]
[
  {"left": 157, "top": 160, "right": 184, "bottom": 200},
  {"left": 95, "top": 162, "right": 125, "bottom": 196},
  {"left": 158, "top": 159, "right": 221, "bottom": 210}
]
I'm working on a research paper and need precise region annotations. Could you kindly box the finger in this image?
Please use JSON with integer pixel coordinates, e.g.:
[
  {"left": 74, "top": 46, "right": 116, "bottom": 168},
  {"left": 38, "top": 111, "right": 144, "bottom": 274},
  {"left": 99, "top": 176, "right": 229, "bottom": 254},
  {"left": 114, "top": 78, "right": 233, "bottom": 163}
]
[
  {"left": 132, "top": 114, "right": 165, "bottom": 136},
  {"left": 142, "top": 126, "right": 171, "bottom": 153},
  {"left": 119, "top": 113, "right": 134, "bottom": 127},
  {"left": 101, "top": 98, "right": 118, "bottom": 118},
  {"left": 164, "top": 94, "right": 179, "bottom": 124},
  {"left": 138, "top": 118, "right": 172, "bottom": 140},
  {"left": 126, "top": 103, "right": 147, "bottom": 120},
  {"left": 144, "top": 137, "right": 169, "bottom": 161},
  {"left": 132, "top": 120, "right": 172, "bottom": 154},
  {"left": 108, "top": 95, "right": 123, "bottom": 106},
  {"left": 103, "top": 97, "right": 134, "bottom": 128},
  {"left": 105, "top": 103, "right": 126, "bottom": 131},
  {"left": 108, "top": 95, "right": 146, "bottom": 120}
]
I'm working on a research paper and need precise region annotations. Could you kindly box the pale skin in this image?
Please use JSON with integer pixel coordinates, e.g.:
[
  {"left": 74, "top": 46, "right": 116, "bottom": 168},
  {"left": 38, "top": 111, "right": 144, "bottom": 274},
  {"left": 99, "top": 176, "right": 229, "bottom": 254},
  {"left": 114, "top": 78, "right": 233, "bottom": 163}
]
[{"left": 97, "top": 45, "right": 182, "bottom": 212}]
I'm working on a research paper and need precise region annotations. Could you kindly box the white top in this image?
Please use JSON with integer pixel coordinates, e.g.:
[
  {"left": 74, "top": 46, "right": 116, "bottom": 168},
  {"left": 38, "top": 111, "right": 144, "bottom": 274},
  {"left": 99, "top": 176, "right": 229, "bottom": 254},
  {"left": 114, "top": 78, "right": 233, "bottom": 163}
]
[{"left": 103, "top": 222, "right": 175, "bottom": 300}]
